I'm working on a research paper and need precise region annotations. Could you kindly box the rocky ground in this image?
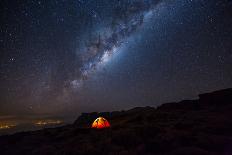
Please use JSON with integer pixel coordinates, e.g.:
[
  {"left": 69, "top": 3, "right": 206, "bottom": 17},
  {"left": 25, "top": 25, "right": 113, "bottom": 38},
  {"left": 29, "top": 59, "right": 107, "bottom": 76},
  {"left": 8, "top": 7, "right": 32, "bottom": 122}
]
[{"left": 0, "top": 88, "right": 232, "bottom": 155}]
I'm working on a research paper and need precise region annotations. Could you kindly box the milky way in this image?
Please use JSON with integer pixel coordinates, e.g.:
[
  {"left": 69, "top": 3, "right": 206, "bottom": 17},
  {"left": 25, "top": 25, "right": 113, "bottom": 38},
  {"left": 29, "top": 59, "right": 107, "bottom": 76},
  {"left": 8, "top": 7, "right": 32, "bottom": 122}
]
[
  {"left": 1, "top": 0, "right": 232, "bottom": 118},
  {"left": 70, "top": 0, "right": 161, "bottom": 89}
]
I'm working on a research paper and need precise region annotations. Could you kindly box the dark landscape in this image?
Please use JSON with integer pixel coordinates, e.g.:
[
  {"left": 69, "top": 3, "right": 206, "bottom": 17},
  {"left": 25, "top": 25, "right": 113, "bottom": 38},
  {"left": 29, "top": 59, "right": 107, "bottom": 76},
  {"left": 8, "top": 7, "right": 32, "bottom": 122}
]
[
  {"left": 0, "top": 88, "right": 232, "bottom": 155},
  {"left": 1, "top": 0, "right": 232, "bottom": 155}
]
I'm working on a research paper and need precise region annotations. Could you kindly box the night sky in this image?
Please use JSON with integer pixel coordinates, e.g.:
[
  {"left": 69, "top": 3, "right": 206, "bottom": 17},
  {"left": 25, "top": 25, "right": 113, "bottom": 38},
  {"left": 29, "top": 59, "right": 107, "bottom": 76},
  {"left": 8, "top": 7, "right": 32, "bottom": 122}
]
[{"left": 1, "top": 0, "right": 232, "bottom": 121}]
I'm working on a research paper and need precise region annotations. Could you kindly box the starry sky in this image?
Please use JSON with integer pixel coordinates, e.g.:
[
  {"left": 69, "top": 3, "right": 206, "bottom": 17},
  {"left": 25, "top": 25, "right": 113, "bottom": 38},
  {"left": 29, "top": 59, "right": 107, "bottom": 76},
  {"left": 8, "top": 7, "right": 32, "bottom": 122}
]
[{"left": 1, "top": 0, "right": 232, "bottom": 121}]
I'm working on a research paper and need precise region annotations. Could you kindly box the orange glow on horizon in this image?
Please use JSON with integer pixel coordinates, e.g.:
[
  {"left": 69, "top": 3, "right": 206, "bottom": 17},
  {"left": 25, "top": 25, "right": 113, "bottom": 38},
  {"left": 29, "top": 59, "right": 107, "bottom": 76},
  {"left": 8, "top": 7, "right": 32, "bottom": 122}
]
[
  {"left": 35, "top": 120, "right": 63, "bottom": 126},
  {"left": 0, "top": 124, "right": 16, "bottom": 130}
]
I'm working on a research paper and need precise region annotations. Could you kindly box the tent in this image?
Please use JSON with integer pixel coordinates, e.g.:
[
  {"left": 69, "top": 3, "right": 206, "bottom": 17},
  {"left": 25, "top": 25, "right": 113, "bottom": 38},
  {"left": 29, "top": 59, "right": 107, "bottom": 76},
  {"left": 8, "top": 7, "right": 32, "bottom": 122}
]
[{"left": 91, "top": 117, "right": 110, "bottom": 129}]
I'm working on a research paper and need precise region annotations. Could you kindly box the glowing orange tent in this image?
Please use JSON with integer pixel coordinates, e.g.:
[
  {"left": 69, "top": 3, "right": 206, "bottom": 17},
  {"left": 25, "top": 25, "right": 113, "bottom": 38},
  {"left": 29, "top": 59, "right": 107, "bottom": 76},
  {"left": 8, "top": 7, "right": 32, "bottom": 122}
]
[{"left": 91, "top": 117, "right": 110, "bottom": 129}]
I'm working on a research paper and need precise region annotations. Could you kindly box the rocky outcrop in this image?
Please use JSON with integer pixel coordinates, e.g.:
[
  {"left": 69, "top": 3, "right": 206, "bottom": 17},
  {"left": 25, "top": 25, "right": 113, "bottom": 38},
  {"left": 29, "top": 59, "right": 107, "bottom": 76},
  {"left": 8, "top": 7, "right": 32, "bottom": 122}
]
[{"left": 0, "top": 88, "right": 232, "bottom": 155}]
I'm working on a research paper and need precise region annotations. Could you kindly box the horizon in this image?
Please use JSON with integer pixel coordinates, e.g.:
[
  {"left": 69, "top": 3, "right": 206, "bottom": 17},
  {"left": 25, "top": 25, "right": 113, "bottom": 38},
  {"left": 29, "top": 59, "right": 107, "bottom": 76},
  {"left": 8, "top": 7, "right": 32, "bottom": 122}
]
[
  {"left": 1, "top": 0, "right": 232, "bottom": 135},
  {"left": 0, "top": 87, "right": 231, "bottom": 135}
]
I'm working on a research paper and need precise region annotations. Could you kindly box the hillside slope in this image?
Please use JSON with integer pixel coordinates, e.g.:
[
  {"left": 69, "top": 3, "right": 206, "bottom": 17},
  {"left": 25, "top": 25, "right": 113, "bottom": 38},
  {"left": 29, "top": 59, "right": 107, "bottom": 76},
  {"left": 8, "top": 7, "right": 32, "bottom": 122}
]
[{"left": 0, "top": 88, "right": 232, "bottom": 155}]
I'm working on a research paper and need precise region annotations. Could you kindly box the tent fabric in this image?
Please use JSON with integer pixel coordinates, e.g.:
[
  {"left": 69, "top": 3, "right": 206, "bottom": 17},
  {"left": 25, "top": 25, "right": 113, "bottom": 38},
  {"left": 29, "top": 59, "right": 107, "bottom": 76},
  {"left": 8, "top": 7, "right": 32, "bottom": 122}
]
[{"left": 91, "top": 117, "right": 110, "bottom": 129}]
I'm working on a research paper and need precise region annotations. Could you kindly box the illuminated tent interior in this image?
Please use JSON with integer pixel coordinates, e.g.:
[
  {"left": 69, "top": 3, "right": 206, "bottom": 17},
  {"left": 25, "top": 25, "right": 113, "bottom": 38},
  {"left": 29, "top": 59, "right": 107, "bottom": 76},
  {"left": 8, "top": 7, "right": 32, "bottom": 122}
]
[{"left": 91, "top": 117, "right": 110, "bottom": 129}]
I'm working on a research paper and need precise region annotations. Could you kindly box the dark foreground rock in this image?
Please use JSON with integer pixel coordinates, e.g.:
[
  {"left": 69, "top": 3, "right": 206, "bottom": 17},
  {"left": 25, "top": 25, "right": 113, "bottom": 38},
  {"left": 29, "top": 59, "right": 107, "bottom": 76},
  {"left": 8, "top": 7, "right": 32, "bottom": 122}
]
[{"left": 0, "top": 88, "right": 232, "bottom": 155}]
